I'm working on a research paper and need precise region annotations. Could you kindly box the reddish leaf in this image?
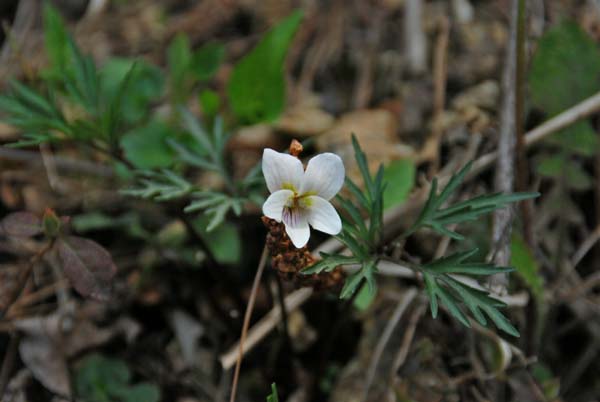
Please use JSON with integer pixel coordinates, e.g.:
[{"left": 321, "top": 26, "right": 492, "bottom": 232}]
[
  {"left": 55, "top": 236, "right": 117, "bottom": 301},
  {"left": 0, "top": 212, "right": 42, "bottom": 237}
]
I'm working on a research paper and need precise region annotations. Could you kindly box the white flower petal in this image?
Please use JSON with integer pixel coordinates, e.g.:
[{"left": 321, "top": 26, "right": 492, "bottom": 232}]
[
  {"left": 282, "top": 207, "right": 310, "bottom": 248},
  {"left": 262, "top": 189, "right": 294, "bottom": 221},
  {"left": 300, "top": 153, "right": 345, "bottom": 200},
  {"left": 307, "top": 196, "right": 342, "bottom": 235},
  {"left": 285, "top": 224, "right": 311, "bottom": 248},
  {"left": 262, "top": 149, "right": 304, "bottom": 193}
]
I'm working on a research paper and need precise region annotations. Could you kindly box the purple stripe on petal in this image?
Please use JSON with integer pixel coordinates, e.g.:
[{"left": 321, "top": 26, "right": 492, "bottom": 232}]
[{"left": 282, "top": 207, "right": 306, "bottom": 228}]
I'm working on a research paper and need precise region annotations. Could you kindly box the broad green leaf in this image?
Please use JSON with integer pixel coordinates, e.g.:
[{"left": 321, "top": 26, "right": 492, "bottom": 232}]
[
  {"left": 510, "top": 234, "right": 544, "bottom": 299},
  {"left": 537, "top": 154, "right": 592, "bottom": 190},
  {"left": 199, "top": 89, "right": 220, "bottom": 117},
  {"left": 529, "top": 21, "right": 600, "bottom": 154},
  {"left": 191, "top": 42, "right": 225, "bottom": 81},
  {"left": 565, "top": 163, "right": 593, "bottom": 191},
  {"left": 227, "top": 11, "right": 303, "bottom": 124},
  {"left": 382, "top": 159, "right": 415, "bottom": 210},
  {"left": 536, "top": 154, "right": 565, "bottom": 177},
  {"left": 193, "top": 216, "right": 241, "bottom": 264},
  {"left": 75, "top": 354, "right": 160, "bottom": 402},
  {"left": 118, "top": 383, "right": 161, "bottom": 402},
  {"left": 530, "top": 21, "right": 600, "bottom": 115},
  {"left": 120, "top": 121, "right": 176, "bottom": 169},
  {"left": 548, "top": 121, "right": 599, "bottom": 156}
]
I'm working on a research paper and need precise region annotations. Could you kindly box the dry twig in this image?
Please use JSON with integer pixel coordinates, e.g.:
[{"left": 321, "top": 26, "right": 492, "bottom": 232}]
[
  {"left": 228, "top": 245, "right": 268, "bottom": 402},
  {"left": 388, "top": 302, "right": 427, "bottom": 385},
  {"left": 361, "top": 288, "right": 418, "bottom": 402},
  {"left": 490, "top": 0, "right": 519, "bottom": 288},
  {"left": 220, "top": 287, "right": 312, "bottom": 370}
]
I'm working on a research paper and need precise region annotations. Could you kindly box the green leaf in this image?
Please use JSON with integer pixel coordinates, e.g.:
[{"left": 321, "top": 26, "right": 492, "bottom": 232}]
[
  {"left": 337, "top": 196, "right": 368, "bottom": 236},
  {"left": 120, "top": 121, "right": 176, "bottom": 169},
  {"left": 266, "top": 383, "right": 279, "bottom": 402},
  {"left": 0, "top": 81, "right": 67, "bottom": 145},
  {"left": 340, "top": 270, "right": 364, "bottom": 299},
  {"left": 510, "top": 234, "right": 544, "bottom": 299},
  {"left": 168, "top": 139, "right": 217, "bottom": 171},
  {"left": 168, "top": 33, "right": 192, "bottom": 102},
  {"left": 71, "top": 212, "right": 147, "bottom": 239},
  {"left": 8, "top": 80, "right": 56, "bottom": 117},
  {"left": 43, "top": 3, "right": 70, "bottom": 75},
  {"left": 340, "top": 259, "right": 376, "bottom": 299},
  {"left": 351, "top": 134, "right": 374, "bottom": 199},
  {"left": 345, "top": 177, "right": 369, "bottom": 210},
  {"left": 193, "top": 215, "right": 241, "bottom": 264},
  {"left": 424, "top": 248, "right": 512, "bottom": 276},
  {"left": 531, "top": 363, "right": 561, "bottom": 400},
  {"left": 409, "top": 160, "right": 539, "bottom": 238},
  {"left": 547, "top": 121, "right": 599, "bottom": 156},
  {"left": 199, "top": 89, "right": 221, "bottom": 117},
  {"left": 353, "top": 278, "right": 377, "bottom": 311},
  {"left": 122, "top": 170, "right": 193, "bottom": 202},
  {"left": 71, "top": 212, "right": 117, "bottom": 232},
  {"left": 537, "top": 154, "right": 593, "bottom": 190},
  {"left": 75, "top": 354, "right": 160, "bottom": 402},
  {"left": 100, "top": 58, "right": 164, "bottom": 124},
  {"left": 190, "top": 42, "right": 225, "bottom": 81},
  {"left": 565, "top": 163, "right": 593, "bottom": 191},
  {"left": 421, "top": 254, "right": 520, "bottom": 336},
  {"left": 529, "top": 21, "right": 600, "bottom": 155},
  {"left": 178, "top": 108, "right": 213, "bottom": 154},
  {"left": 302, "top": 253, "right": 359, "bottom": 274},
  {"left": 424, "top": 273, "right": 470, "bottom": 328},
  {"left": 184, "top": 192, "right": 228, "bottom": 212},
  {"left": 227, "top": 11, "right": 303, "bottom": 124},
  {"left": 536, "top": 154, "right": 565, "bottom": 177},
  {"left": 119, "top": 383, "right": 160, "bottom": 402},
  {"left": 530, "top": 21, "right": 600, "bottom": 116},
  {"left": 480, "top": 303, "right": 519, "bottom": 337},
  {"left": 382, "top": 159, "right": 415, "bottom": 210},
  {"left": 64, "top": 37, "right": 100, "bottom": 113}
]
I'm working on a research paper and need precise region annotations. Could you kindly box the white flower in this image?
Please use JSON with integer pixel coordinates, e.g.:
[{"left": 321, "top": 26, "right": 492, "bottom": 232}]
[{"left": 262, "top": 148, "right": 345, "bottom": 248}]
